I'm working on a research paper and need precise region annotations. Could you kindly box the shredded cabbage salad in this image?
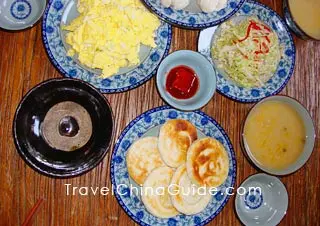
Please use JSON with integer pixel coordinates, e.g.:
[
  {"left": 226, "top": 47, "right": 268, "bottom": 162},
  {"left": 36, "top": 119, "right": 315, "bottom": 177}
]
[{"left": 212, "top": 17, "right": 281, "bottom": 88}]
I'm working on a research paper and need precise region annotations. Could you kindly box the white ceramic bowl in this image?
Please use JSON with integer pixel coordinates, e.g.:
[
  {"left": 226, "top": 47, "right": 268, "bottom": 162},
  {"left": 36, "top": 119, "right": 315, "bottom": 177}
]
[
  {"left": 242, "top": 95, "right": 316, "bottom": 175},
  {"left": 156, "top": 50, "right": 217, "bottom": 111},
  {"left": 0, "top": 0, "right": 46, "bottom": 31},
  {"left": 235, "top": 173, "right": 288, "bottom": 226}
]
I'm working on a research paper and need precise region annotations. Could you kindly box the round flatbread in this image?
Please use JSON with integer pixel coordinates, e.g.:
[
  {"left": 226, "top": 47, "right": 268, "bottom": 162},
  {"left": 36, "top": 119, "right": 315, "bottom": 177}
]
[
  {"left": 159, "top": 119, "right": 198, "bottom": 168},
  {"left": 170, "top": 164, "right": 212, "bottom": 215},
  {"left": 186, "top": 137, "right": 229, "bottom": 188},
  {"left": 141, "top": 166, "right": 179, "bottom": 218},
  {"left": 126, "top": 137, "right": 165, "bottom": 185}
]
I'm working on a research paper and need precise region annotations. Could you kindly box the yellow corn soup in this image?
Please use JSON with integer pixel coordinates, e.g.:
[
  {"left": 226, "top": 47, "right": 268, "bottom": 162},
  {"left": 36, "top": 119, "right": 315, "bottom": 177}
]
[
  {"left": 288, "top": 0, "right": 320, "bottom": 40},
  {"left": 243, "top": 100, "right": 306, "bottom": 170}
]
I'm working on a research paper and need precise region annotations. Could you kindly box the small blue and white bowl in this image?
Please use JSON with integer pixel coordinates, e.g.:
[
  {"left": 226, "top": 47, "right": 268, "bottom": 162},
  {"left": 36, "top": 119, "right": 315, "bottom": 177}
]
[
  {"left": 0, "top": 0, "right": 46, "bottom": 31},
  {"left": 235, "top": 173, "right": 288, "bottom": 226},
  {"left": 156, "top": 50, "right": 217, "bottom": 111}
]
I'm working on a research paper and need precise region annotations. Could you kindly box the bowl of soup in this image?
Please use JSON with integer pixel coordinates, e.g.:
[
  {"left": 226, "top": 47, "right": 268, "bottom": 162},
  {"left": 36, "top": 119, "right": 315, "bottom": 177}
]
[
  {"left": 242, "top": 95, "right": 316, "bottom": 175},
  {"left": 283, "top": 0, "right": 320, "bottom": 41}
]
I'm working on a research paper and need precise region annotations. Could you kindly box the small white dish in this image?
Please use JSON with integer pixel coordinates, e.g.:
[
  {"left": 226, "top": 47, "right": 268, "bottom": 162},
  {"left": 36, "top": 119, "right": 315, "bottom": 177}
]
[
  {"left": 0, "top": 0, "right": 46, "bottom": 31},
  {"left": 156, "top": 50, "right": 217, "bottom": 111},
  {"left": 235, "top": 173, "right": 288, "bottom": 226},
  {"left": 242, "top": 95, "right": 316, "bottom": 175}
]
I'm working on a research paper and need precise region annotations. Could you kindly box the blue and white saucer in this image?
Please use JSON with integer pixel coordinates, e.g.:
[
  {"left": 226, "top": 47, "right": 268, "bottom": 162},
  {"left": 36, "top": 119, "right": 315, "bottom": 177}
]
[
  {"left": 235, "top": 174, "right": 288, "bottom": 226},
  {"left": 0, "top": 0, "right": 46, "bottom": 30},
  {"left": 198, "top": 0, "right": 296, "bottom": 103},
  {"left": 111, "top": 106, "right": 236, "bottom": 225},
  {"left": 142, "top": 0, "right": 245, "bottom": 29},
  {"left": 42, "top": 0, "right": 172, "bottom": 93}
]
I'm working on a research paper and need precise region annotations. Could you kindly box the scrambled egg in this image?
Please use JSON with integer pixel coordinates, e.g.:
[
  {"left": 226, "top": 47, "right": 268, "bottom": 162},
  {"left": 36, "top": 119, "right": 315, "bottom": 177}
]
[{"left": 63, "top": 0, "right": 160, "bottom": 78}]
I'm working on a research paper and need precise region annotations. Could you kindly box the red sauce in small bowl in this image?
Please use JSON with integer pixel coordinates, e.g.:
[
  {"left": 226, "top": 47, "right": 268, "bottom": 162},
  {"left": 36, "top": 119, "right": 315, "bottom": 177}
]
[{"left": 165, "top": 65, "right": 199, "bottom": 99}]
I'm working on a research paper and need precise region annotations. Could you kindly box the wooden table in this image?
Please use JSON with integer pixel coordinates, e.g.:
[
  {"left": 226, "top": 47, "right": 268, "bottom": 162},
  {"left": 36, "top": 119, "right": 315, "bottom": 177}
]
[{"left": 0, "top": 0, "right": 319, "bottom": 225}]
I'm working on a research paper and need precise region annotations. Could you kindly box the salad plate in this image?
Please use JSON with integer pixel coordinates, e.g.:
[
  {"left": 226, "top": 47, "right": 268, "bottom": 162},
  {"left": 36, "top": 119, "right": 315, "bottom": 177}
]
[
  {"left": 42, "top": 0, "right": 172, "bottom": 93},
  {"left": 141, "top": 0, "right": 245, "bottom": 29},
  {"left": 198, "top": 0, "right": 296, "bottom": 103},
  {"left": 110, "top": 106, "right": 236, "bottom": 226}
]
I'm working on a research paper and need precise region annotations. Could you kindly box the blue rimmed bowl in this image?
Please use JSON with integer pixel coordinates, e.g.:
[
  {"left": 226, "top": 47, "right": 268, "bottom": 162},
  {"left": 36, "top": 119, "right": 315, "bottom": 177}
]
[
  {"left": 0, "top": 0, "right": 47, "bottom": 31},
  {"left": 235, "top": 173, "right": 288, "bottom": 226},
  {"left": 198, "top": 0, "right": 296, "bottom": 103},
  {"left": 42, "top": 0, "right": 172, "bottom": 93},
  {"left": 141, "top": 0, "right": 245, "bottom": 29},
  {"left": 110, "top": 106, "right": 236, "bottom": 226}
]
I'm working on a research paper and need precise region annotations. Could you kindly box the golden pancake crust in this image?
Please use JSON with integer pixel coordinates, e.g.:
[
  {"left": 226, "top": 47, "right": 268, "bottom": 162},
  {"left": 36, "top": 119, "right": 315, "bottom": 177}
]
[
  {"left": 126, "top": 137, "right": 165, "bottom": 185},
  {"left": 186, "top": 137, "right": 229, "bottom": 188},
  {"left": 141, "top": 166, "right": 179, "bottom": 218},
  {"left": 170, "top": 164, "right": 212, "bottom": 215},
  {"left": 159, "top": 119, "right": 198, "bottom": 168}
]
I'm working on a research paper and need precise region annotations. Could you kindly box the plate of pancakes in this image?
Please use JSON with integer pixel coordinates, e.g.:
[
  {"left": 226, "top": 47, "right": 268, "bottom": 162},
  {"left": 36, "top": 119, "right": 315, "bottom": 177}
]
[{"left": 111, "top": 106, "right": 236, "bottom": 225}]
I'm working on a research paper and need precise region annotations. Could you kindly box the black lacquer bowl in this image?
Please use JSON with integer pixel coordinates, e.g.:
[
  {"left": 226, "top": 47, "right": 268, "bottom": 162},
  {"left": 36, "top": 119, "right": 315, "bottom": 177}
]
[{"left": 13, "top": 78, "right": 114, "bottom": 178}]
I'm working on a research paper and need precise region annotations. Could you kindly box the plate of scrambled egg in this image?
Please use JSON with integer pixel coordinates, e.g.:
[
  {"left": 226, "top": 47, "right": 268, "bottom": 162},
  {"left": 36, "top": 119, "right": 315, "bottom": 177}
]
[{"left": 42, "top": 0, "right": 172, "bottom": 93}]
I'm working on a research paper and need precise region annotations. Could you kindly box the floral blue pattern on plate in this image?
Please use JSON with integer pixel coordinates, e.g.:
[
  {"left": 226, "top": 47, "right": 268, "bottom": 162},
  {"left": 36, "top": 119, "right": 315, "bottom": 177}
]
[
  {"left": 141, "top": 0, "right": 245, "bottom": 29},
  {"left": 110, "top": 106, "right": 236, "bottom": 226},
  {"left": 42, "top": 0, "right": 172, "bottom": 93},
  {"left": 198, "top": 0, "right": 296, "bottom": 103}
]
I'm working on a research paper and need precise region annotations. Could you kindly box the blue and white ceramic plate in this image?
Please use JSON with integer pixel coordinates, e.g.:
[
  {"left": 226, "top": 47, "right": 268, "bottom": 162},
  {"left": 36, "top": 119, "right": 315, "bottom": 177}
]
[
  {"left": 198, "top": 0, "right": 296, "bottom": 103},
  {"left": 141, "top": 0, "right": 245, "bottom": 29},
  {"left": 111, "top": 106, "right": 236, "bottom": 226},
  {"left": 42, "top": 0, "right": 172, "bottom": 93}
]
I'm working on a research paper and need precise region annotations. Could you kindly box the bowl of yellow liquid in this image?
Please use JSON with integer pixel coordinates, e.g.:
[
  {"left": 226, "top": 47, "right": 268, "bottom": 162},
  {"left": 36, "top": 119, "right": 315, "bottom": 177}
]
[
  {"left": 283, "top": 0, "right": 320, "bottom": 40},
  {"left": 242, "top": 95, "right": 316, "bottom": 175}
]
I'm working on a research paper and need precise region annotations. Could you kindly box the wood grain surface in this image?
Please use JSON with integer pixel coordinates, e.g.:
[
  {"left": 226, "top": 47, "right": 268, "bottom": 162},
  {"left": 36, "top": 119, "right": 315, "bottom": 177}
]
[{"left": 0, "top": 0, "right": 319, "bottom": 225}]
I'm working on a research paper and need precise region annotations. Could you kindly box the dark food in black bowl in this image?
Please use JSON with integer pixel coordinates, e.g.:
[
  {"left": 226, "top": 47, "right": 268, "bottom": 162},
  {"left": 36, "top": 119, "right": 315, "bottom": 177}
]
[{"left": 13, "top": 78, "right": 114, "bottom": 178}]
